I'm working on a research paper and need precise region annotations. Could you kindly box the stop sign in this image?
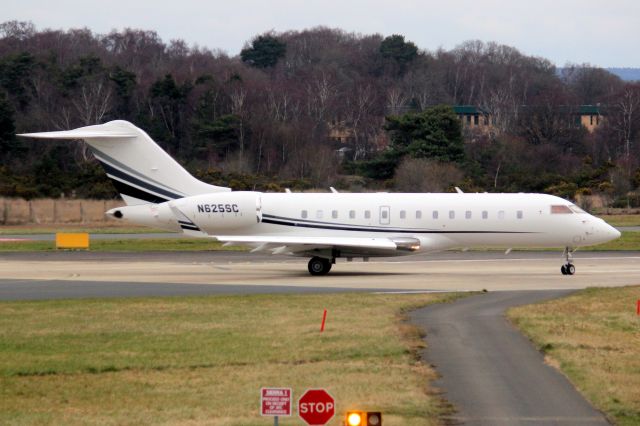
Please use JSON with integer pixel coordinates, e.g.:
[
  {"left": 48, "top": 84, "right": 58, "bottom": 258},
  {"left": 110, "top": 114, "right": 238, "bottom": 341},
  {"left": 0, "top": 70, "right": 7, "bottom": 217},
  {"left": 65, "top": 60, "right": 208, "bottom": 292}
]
[{"left": 298, "top": 388, "right": 335, "bottom": 425}]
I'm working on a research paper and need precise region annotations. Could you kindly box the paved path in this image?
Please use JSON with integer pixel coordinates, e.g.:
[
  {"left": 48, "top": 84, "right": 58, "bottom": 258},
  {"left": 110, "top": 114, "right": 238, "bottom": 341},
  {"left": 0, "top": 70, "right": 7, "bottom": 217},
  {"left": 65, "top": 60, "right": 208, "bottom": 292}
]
[{"left": 410, "top": 291, "right": 609, "bottom": 425}]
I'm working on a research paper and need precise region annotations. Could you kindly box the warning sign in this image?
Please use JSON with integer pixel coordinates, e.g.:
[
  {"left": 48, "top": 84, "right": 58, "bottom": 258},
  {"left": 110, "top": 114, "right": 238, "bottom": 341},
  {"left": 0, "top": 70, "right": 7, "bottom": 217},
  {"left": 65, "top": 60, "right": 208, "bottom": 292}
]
[{"left": 261, "top": 388, "right": 292, "bottom": 417}]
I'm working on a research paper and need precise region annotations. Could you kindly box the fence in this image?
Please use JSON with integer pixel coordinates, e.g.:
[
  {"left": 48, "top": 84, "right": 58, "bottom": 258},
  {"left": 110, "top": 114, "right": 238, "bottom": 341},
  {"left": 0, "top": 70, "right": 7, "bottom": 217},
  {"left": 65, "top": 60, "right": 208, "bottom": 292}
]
[{"left": 0, "top": 198, "right": 125, "bottom": 225}]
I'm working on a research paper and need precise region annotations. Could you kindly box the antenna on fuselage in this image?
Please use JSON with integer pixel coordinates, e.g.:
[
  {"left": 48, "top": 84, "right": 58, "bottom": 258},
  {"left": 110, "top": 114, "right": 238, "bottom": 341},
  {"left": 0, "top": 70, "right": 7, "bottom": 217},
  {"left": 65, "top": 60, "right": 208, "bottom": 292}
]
[
  {"left": 330, "top": 187, "right": 339, "bottom": 193},
  {"left": 455, "top": 187, "right": 464, "bottom": 194}
]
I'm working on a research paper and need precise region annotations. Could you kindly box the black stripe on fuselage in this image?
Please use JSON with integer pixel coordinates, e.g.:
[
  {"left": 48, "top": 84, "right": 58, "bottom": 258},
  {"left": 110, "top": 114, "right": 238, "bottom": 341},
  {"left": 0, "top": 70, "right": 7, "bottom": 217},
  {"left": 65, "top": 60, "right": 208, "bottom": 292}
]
[
  {"left": 98, "top": 161, "right": 184, "bottom": 201},
  {"left": 261, "top": 216, "right": 536, "bottom": 234},
  {"left": 109, "top": 179, "right": 170, "bottom": 204},
  {"left": 262, "top": 213, "right": 428, "bottom": 233}
]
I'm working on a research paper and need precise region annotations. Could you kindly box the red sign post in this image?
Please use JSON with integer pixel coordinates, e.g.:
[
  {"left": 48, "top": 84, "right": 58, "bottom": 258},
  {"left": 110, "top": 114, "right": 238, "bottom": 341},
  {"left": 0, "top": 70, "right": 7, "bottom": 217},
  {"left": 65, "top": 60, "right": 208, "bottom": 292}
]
[
  {"left": 298, "top": 389, "right": 335, "bottom": 425},
  {"left": 261, "top": 387, "right": 292, "bottom": 422}
]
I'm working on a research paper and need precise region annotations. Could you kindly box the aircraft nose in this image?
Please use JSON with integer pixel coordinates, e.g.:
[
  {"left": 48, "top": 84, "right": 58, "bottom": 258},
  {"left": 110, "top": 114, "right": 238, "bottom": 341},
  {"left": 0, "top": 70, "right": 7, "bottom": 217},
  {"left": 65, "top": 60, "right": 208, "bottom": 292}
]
[
  {"left": 599, "top": 221, "right": 621, "bottom": 242},
  {"left": 609, "top": 225, "right": 622, "bottom": 240}
]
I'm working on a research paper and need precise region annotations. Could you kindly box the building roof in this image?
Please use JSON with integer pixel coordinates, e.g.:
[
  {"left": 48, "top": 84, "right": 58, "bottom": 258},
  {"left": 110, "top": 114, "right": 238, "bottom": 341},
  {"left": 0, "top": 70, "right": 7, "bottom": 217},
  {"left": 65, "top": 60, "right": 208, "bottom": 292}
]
[
  {"left": 454, "top": 105, "right": 489, "bottom": 115},
  {"left": 578, "top": 105, "right": 601, "bottom": 115}
]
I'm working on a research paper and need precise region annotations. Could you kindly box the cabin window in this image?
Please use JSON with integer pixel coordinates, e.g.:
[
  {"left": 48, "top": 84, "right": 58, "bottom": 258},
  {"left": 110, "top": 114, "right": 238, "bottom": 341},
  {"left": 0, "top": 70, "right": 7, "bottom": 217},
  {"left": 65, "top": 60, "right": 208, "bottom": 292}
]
[
  {"left": 332, "top": 210, "right": 338, "bottom": 219},
  {"left": 400, "top": 210, "right": 406, "bottom": 219},
  {"left": 432, "top": 210, "right": 439, "bottom": 219},
  {"left": 316, "top": 210, "right": 323, "bottom": 219},
  {"left": 349, "top": 210, "right": 356, "bottom": 219},
  {"left": 465, "top": 210, "right": 472, "bottom": 219},
  {"left": 416, "top": 210, "right": 422, "bottom": 219},
  {"left": 551, "top": 205, "right": 573, "bottom": 214},
  {"left": 482, "top": 210, "right": 488, "bottom": 219},
  {"left": 301, "top": 210, "right": 308, "bottom": 219},
  {"left": 517, "top": 210, "right": 523, "bottom": 219},
  {"left": 498, "top": 210, "right": 505, "bottom": 220},
  {"left": 364, "top": 210, "right": 371, "bottom": 219},
  {"left": 449, "top": 210, "right": 455, "bottom": 219}
]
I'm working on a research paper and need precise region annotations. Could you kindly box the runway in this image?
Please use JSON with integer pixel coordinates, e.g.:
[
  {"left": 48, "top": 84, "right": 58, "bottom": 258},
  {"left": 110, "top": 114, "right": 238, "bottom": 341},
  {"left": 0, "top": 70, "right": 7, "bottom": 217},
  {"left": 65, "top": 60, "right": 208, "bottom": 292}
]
[{"left": 0, "top": 251, "right": 638, "bottom": 300}]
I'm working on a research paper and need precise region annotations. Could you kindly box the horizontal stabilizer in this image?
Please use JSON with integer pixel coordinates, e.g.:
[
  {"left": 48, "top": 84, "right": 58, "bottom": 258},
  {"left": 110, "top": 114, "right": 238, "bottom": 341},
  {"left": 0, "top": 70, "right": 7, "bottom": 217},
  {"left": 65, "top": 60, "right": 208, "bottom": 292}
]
[{"left": 18, "top": 130, "right": 137, "bottom": 139}]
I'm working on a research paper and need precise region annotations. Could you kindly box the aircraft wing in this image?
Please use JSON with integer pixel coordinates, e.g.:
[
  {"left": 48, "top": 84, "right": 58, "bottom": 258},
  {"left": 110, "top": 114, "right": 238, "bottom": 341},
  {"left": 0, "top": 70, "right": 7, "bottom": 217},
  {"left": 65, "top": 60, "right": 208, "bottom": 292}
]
[{"left": 214, "top": 235, "right": 418, "bottom": 255}]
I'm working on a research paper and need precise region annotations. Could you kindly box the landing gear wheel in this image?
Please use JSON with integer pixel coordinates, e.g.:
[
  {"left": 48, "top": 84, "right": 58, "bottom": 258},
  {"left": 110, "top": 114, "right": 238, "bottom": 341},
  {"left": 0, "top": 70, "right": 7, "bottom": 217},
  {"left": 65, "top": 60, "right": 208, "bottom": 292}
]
[
  {"left": 308, "top": 257, "right": 332, "bottom": 276},
  {"left": 561, "top": 263, "right": 575, "bottom": 275},
  {"left": 566, "top": 263, "right": 575, "bottom": 275}
]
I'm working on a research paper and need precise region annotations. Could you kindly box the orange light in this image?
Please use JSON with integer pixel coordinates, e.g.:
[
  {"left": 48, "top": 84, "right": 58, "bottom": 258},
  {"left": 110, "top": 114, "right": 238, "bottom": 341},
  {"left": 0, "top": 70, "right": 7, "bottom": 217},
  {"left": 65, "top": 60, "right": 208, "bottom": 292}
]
[{"left": 347, "top": 412, "right": 362, "bottom": 426}]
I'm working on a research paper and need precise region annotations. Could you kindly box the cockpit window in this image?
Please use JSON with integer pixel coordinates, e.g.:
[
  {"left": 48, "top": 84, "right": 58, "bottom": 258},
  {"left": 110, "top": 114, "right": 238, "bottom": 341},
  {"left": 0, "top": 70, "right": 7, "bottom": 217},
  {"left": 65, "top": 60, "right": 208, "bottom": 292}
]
[
  {"left": 569, "top": 205, "right": 586, "bottom": 214},
  {"left": 550, "top": 205, "right": 573, "bottom": 214}
]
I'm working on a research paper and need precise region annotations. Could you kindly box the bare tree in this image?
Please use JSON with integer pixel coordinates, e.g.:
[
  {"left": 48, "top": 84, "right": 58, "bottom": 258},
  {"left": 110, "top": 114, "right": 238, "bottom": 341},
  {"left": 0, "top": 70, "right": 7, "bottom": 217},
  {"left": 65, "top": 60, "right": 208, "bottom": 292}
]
[{"left": 394, "top": 158, "right": 464, "bottom": 192}]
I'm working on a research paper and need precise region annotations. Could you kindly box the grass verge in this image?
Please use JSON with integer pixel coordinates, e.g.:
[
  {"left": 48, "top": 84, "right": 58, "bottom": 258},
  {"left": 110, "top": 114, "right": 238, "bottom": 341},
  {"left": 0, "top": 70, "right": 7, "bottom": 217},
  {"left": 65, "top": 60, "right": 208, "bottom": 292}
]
[
  {"left": 508, "top": 286, "right": 640, "bottom": 425},
  {"left": 598, "top": 214, "right": 640, "bottom": 227},
  {"left": 0, "top": 293, "right": 462, "bottom": 425},
  {"left": 0, "top": 238, "right": 247, "bottom": 252},
  {"left": 578, "top": 231, "right": 640, "bottom": 251}
]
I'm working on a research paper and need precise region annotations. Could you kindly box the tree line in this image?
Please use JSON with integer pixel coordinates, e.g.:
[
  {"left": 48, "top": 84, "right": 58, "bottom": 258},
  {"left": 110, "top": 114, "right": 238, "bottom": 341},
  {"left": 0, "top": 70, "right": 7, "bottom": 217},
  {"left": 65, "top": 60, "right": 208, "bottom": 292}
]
[{"left": 0, "top": 21, "right": 638, "bottom": 207}]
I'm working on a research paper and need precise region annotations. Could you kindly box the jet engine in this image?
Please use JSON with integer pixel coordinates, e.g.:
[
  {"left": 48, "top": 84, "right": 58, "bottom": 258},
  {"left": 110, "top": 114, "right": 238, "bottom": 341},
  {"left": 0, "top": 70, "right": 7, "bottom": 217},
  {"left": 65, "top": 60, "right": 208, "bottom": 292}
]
[{"left": 170, "top": 191, "right": 262, "bottom": 233}]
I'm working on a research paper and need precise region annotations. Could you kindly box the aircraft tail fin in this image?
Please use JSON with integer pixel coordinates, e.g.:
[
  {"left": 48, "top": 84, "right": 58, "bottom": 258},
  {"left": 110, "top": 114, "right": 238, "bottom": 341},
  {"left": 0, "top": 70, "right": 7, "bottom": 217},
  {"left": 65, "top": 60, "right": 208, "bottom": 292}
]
[{"left": 19, "top": 120, "right": 230, "bottom": 205}]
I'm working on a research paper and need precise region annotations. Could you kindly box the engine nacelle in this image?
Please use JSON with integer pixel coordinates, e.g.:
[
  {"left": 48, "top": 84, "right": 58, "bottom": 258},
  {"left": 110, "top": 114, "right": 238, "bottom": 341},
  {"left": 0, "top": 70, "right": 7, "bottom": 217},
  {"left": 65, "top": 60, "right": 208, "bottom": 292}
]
[
  {"left": 106, "top": 202, "right": 181, "bottom": 232},
  {"left": 171, "top": 191, "right": 261, "bottom": 233}
]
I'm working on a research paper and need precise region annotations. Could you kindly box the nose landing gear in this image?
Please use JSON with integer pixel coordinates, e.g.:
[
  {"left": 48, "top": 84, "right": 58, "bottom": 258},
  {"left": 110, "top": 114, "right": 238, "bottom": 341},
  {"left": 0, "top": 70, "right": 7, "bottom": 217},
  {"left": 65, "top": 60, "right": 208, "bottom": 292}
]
[{"left": 561, "top": 247, "right": 575, "bottom": 275}]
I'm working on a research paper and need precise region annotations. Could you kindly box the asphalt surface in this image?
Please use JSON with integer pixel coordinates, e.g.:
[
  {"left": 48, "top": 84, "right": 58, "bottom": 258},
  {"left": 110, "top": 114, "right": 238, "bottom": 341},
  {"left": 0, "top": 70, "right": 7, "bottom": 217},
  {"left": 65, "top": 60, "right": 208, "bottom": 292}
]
[
  {"left": 1, "top": 251, "right": 638, "bottom": 295},
  {"left": 0, "top": 279, "right": 391, "bottom": 300},
  {"left": 410, "top": 290, "right": 609, "bottom": 425}
]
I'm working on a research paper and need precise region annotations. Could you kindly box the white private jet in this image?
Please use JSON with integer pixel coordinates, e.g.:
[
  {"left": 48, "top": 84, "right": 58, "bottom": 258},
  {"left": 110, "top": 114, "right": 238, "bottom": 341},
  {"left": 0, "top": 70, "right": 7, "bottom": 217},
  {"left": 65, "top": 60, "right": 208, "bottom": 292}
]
[{"left": 19, "top": 120, "right": 621, "bottom": 276}]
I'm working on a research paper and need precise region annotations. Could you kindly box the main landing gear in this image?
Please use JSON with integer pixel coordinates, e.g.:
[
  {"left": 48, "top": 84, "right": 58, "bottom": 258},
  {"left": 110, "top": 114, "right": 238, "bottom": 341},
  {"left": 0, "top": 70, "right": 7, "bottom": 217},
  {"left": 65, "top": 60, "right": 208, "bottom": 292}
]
[
  {"left": 561, "top": 247, "right": 576, "bottom": 275},
  {"left": 308, "top": 256, "right": 333, "bottom": 276}
]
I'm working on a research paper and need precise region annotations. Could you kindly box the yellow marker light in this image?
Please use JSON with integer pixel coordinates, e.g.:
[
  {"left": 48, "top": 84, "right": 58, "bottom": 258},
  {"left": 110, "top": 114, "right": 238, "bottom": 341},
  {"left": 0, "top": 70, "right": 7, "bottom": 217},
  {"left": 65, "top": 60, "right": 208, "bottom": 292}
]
[{"left": 347, "top": 412, "right": 362, "bottom": 426}]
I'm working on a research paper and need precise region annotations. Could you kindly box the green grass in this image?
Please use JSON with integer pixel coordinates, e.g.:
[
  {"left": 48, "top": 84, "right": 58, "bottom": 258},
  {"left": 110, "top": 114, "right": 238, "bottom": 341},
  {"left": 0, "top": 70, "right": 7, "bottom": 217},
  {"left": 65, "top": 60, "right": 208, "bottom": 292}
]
[
  {"left": 579, "top": 231, "right": 640, "bottom": 251},
  {"left": 509, "top": 286, "right": 640, "bottom": 426},
  {"left": 598, "top": 214, "right": 640, "bottom": 227},
  {"left": 0, "top": 293, "right": 463, "bottom": 425},
  {"left": 0, "top": 238, "right": 247, "bottom": 252}
]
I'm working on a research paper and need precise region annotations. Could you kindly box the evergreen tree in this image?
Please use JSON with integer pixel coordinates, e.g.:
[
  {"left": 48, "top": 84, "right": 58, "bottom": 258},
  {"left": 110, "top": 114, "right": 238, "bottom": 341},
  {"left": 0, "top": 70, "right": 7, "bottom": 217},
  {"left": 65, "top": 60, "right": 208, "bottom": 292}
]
[{"left": 240, "top": 35, "right": 286, "bottom": 68}]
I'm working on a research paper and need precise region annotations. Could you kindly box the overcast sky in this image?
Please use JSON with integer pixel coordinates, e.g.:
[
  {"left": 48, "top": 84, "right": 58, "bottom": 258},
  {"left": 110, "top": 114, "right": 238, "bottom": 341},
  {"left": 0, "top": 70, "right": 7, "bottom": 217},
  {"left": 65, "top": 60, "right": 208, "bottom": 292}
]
[{"left": 4, "top": 0, "right": 640, "bottom": 67}]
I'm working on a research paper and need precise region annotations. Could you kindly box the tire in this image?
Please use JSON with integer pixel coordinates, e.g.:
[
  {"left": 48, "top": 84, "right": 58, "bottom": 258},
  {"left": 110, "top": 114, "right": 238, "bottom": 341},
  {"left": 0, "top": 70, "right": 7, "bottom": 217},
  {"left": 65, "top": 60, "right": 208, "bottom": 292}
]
[
  {"left": 560, "top": 265, "right": 567, "bottom": 275},
  {"left": 567, "top": 264, "right": 575, "bottom": 275},
  {"left": 308, "top": 257, "right": 331, "bottom": 276}
]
